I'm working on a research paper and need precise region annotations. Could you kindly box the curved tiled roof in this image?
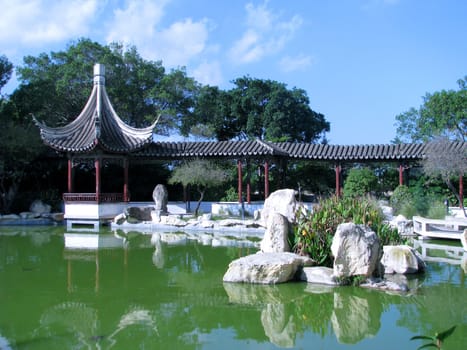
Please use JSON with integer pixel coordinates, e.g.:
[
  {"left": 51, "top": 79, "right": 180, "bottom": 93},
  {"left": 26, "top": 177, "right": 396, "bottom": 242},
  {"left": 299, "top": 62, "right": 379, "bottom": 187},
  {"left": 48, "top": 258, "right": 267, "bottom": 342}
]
[
  {"left": 274, "top": 142, "right": 429, "bottom": 161},
  {"left": 135, "top": 139, "right": 466, "bottom": 162},
  {"left": 33, "top": 64, "right": 156, "bottom": 154},
  {"left": 135, "top": 139, "right": 288, "bottom": 159}
]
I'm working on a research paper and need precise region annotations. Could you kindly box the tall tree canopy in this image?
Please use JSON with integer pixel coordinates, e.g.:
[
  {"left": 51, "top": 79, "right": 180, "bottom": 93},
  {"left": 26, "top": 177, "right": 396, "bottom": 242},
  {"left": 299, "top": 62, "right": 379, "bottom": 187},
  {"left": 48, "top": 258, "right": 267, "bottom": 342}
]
[
  {"left": 0, "top": 55, "right": 44, "bottom": 213},
  {"left": 0, "top": 55, "right": 13, "bottom": 94},
  {"left": 394, "top": 76, "right": 467, "bottom": 143},
  {"left": 14, "top": 38, "right": 198, "bottom": 135},
  {"left": 187, "top": 76, "right": 329, "bottom": 142}
]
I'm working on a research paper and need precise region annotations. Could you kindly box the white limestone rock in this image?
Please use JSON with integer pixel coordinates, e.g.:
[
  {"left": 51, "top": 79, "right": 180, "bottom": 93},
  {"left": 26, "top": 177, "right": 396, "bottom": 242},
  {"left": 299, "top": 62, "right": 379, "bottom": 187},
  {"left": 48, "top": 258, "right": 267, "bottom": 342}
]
[
  {"left": 223, "top": 252, "right": 313, "bottom": 284},
  {"left": 260, "top": 212, "right": 290, "bottom": 253},
  {"left": 218, "top": 219, "right": 243, "bottom": 227},
  {"left": 380, "top": 205, "right": 394, "bottom": 221},
  {"left": 331, "top": 223, "right": 381, "bottom": 278},
  {"left": 1, "top": 214, "right": 20, "bottom": 220},
  {"left": 30, "top": 200, "right": 51, "bottom": 214},
  {"left": 159, "top": 215, "right": 187, "bottom": 227},
  {"left": 114, "top": 213, "right": 126, "bottom": 225},
  {"left": 300, "top": 266, "right": 340, "bottom": 286},
  {"left": 41, "top": 212, "right": 64, "bottom": 222},
  {"left": 152, "top": 184, "right": 168, "bottom": 213},
  {"left": 200, "top": 213, "right": 212, "bottom": 221},
  {"left": 360, "top": 277, "right": 409, "bottom": 293},
  {"left": 381, "top": 245, "right": 426, "bottom": 274},
  {"left": 388, "top": 214, "right": 413, "bottom": 236},
  {"left": 261, "top": 189, "right": 298, "bottom": 226},
  {"left": 461, "top": 229, "right": 467, "bottom": 253},
  {"left": 20, "top": 212, "right": 39, "bottom": 219},
  {"left": 199, "top": 220, "right": 214, "bottom": 228}
]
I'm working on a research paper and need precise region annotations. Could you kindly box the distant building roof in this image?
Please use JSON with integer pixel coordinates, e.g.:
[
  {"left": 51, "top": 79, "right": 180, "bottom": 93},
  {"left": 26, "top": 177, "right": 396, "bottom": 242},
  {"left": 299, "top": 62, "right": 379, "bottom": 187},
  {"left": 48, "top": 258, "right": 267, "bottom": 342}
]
[{"left": 33, "top": 64, "right": 156, "bottom": 154}]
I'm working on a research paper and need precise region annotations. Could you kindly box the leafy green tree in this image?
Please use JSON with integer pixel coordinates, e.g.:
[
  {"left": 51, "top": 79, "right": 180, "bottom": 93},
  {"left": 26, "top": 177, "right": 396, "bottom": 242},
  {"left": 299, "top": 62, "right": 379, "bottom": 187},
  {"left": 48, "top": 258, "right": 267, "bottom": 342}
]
[
  {"left": 0, "top": 55, "right": 13, "bottom": 94},
  {"left": 168, "top": 159, "right": 231, "bottom": 216},
  {"left": 185, "top": 85, "right": 237, "bottom": 140},
  {"left": 394, "top": 76, "right": 466, "bottom": 142},
  {"left": 187, "top": 76, "right": 329, "bottom": 142},
  {"left": 0, "top": 56, "right": 45, "bottom": 213},
  {"left": 343, "top": 167, "right": 378, "bottom": 198},
  {"left": 423, "top": 137, "right": 467, "bottom": 216}
]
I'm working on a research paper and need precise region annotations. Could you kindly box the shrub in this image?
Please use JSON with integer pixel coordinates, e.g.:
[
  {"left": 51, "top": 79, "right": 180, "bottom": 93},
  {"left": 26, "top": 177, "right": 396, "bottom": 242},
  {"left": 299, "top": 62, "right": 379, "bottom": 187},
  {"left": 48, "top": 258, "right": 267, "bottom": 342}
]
[
  {"left": 292, "top": 196, "right": 404, "bottom": 267},
  {"left": 221, "top": 186, "right": 238, "bottom": 202},
  {"left": 391, "top": 183, "right": 450, "bottom": 219},
  {"left": 343, "top": 168, "right": 378, "bottom": 198},
  {"left": 427, "top": 200, "right": 447, "bottom": 219},
  {"left": 390, "top": 185, "right": 413, "bottom": 215}
]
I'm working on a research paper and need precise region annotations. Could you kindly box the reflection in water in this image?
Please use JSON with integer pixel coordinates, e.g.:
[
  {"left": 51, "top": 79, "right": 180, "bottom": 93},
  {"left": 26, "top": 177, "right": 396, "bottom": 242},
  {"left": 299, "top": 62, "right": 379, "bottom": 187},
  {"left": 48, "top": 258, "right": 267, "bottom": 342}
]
[
  {"left": 413, "top": 239, "right": 466, "bottom": 269},
  {"left": 223, "top": 280, "right": 418, "bottom": 347},
  {"left": 261, "top": 304, "right": 296, "bottom": 348},
  {"left": 39, "top": 302, "right": 99, "bottom": 348},
  {"left": 1, "top": 228, "right": 466, "bottom": 349},
  {"left": 331, "top": 292, "right": 381, "bottom": 344}
]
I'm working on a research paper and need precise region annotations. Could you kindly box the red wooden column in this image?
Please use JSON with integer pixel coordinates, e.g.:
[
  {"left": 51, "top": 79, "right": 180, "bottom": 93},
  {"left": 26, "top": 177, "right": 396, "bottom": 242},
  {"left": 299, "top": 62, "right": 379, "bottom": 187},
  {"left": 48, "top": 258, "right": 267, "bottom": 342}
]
[
  {"left": 67, "top": 158, "right": 74, "bottom": 193},
  {"left": 123, "top": 158, "right": 129, "bottom": 202},
  {"left": 335, "top": 163, "right": 341, "bottom": 197},
  {"left": 460, "top": 173, "right": 464, "bottom": 209},
  {"left": 264, "top": 160, "right": 269, "bottom": 199},
  {"left": 246, "top": 160, "right": 251, "bottom": 204},
  {"left": 399, "top": 164, "right": 404, "bottom": 186},
  {"left": 95, "top": 158, "right": 101, "bottom": 202},
  {"left": 237, "top": 159, "right": 243, "bottom": 203}
]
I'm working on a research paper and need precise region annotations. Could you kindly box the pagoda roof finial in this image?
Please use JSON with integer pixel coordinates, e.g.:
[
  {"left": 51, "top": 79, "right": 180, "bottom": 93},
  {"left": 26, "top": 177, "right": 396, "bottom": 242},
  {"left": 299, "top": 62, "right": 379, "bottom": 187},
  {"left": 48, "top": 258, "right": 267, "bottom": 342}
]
[
  {"left": 93, "top": 63, "right": 105, "bottom": 86},
  {"left": 33, "top": 63, "right": 157, "bottom": 154}
]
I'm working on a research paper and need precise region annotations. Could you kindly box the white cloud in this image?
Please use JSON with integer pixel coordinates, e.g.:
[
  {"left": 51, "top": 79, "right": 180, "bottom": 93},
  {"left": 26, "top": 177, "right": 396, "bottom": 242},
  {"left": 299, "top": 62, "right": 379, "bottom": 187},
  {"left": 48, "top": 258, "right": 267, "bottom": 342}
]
[
  {"left": 106, "top": 0, "right": 167, "bottom": 45},
  {"left": 228, "top": 1, "right": 303, "bottom": 64},
  {"left": 279, "top": 54, "right": 312, "bottom": 72},
  {"left": 154, "top": 18, "right": 210, "bottom": 67},
  {"left": 105, "top": 0, "right": 210, "bottom": 68},
  {"left": 0, "top": 0, "right": 100, "bottom": 46},
  {"left": 191, "top": 60, "right": 223, "bottom": 86}
]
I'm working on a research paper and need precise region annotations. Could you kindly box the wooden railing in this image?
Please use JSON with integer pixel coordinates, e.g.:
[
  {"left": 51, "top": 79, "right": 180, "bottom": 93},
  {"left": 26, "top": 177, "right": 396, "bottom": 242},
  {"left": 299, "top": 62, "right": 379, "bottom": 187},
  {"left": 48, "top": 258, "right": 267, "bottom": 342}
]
[{"left": 63, "top": 193, "right": 125, "bottom": 203}]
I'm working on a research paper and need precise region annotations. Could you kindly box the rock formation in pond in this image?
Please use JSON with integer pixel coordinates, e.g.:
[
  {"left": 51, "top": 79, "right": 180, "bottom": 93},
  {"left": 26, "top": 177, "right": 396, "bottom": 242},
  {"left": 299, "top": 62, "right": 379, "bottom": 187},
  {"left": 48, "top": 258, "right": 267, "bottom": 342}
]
[
  {"left": 260, "top": 189, "right": 298, "bottom": 226},
  {"left": 260, "top": 212, "right": 290, "bottom": 253},
  {"left": 222, "top": 252, "right": 314, "bottom": 284},
  {"left": 260, "top": 188, "right": 301, "bottom": 253},
  {"left": 152, "top": 184, "right": 168, "bottom": 214},
  {"left": 381, "top": 245, "right": 426, "bottom": 274},
  {"left": 331, "top": 222, "right": 382, "bottom": 278}
]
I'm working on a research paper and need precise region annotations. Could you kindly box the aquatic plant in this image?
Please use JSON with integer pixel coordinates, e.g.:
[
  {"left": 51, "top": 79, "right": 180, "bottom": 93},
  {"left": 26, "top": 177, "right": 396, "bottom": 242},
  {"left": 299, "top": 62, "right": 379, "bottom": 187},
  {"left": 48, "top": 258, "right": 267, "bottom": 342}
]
[{"left": 410, "top": 325, "right": 456, "bottom": 349}]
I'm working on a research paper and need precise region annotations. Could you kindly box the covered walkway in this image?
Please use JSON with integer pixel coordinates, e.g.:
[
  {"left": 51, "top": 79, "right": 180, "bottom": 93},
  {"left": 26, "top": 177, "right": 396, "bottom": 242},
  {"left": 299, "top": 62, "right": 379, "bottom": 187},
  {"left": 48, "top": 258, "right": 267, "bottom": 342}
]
[{"left": 34, "top": 64, "right": 466, "bottom": 217}]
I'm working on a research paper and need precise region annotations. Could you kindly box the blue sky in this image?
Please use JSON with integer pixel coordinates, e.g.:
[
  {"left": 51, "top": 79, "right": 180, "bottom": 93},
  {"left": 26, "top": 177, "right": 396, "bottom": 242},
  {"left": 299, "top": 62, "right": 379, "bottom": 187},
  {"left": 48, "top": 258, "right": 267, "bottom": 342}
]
[{"left": 1, "top": 0, "right": 466, "bottom": 145}]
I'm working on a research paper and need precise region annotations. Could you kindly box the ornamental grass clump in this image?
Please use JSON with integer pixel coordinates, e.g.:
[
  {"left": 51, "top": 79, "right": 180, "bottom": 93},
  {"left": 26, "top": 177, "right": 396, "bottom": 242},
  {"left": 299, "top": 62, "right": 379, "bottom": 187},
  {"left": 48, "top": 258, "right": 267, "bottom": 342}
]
[{"left": 292, "top": 195, "right": 403, "bottom": 267}]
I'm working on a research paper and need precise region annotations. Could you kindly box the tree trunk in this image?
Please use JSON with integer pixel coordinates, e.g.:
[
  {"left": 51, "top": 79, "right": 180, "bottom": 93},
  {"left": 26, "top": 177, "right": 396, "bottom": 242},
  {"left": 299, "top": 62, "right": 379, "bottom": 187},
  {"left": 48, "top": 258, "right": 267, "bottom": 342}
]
[
  {"left": 445, "top": 179, "right": 466, "bottom": 217},
  {"left": 194, "top": 185, "right": 205, "bottom": 217}
]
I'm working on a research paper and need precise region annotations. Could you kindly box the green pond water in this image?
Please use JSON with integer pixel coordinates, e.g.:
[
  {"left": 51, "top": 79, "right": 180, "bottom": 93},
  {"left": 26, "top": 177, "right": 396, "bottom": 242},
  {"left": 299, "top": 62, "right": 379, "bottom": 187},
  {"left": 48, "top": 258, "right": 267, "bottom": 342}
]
[{"left": 0, "top": 225, "right": 466, "bottom": 350}]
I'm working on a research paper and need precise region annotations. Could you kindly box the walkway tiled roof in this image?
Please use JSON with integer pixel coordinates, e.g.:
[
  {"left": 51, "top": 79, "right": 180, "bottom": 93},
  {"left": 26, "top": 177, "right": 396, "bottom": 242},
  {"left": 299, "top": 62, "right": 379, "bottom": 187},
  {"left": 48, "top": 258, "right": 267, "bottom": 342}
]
[
  {"left": 135, "top": 139, "right": 288, "bottom": 159},
  {"left": 135, "top": 139, "right": 466, "bottom": 162},
  {"left": 33, "top": 64, "right": 156, "bottom": 154},
  {"left": 275, "top": 142, "right": 429, "bottom": 161}
]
